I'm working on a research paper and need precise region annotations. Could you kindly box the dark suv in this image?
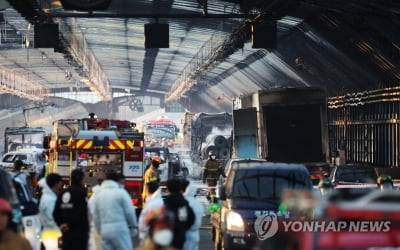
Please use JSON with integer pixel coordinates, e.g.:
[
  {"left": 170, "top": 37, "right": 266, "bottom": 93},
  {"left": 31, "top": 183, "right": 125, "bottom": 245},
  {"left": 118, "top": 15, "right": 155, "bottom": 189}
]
[
  {"left": 218, "top": 158, "right": 267, "bottom": 185},
  {"left": 330, "top": 165, "right": 378, "bottom": 187},
  {"left": 211, "top": 162, "right": 313, "bottom": 250}
]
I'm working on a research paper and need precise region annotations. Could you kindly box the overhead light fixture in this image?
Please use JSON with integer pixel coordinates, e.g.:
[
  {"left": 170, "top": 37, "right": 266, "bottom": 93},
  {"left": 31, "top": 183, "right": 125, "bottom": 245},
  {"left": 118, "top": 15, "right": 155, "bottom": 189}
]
[
  {"left": 34, "top": 23, "right": 59, "bottom": 49},
  {"left": 251, "top": 20, "right": 277, "bottom": 49},
  {"left": 59, "top": 0, "right": 112, "bottom": 11},
  {"left": 144, "top": 23, "right": 169, "bottom": 49}
]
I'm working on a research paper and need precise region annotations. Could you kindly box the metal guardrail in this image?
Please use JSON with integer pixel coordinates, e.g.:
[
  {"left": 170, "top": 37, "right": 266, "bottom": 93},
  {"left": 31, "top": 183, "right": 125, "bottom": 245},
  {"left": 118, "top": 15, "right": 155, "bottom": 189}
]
[{"left": 0, "top": 69, "right": 49, "bottom": 101}]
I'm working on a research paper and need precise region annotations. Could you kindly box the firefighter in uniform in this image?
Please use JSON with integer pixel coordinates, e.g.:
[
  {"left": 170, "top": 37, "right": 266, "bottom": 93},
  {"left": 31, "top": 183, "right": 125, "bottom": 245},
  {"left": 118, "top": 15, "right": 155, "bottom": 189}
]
[
  {"left": 317, "top": 177, "right": 334, "bottom": 196},
  {"left": 202, "top": 151, "right": 224, "bottom": 202},
  {"left": 143, "top": 156, "right": 162, "bottom": 202},
  {"left": 377, "top": 174, "right": 393, "bottom": 191}
]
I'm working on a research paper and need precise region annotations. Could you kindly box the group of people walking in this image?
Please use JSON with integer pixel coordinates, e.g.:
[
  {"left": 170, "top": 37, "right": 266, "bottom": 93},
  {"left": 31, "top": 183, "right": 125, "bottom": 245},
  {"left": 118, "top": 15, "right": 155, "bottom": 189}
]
[
  {"left": 1, "top": 153, "right": 205, "bottom": 250},
  {"left": 32, "top": 160, "right": 203, "bottom": 250},
  {"left": 35, "top": 169, "right": 136, "bottom": 250}
]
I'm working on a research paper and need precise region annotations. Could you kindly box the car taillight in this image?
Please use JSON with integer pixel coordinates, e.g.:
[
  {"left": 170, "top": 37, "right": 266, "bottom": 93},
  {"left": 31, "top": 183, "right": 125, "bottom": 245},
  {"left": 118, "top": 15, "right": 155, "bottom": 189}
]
[{"left": 131, "top": 198, "right": 138, "bottom": 205}]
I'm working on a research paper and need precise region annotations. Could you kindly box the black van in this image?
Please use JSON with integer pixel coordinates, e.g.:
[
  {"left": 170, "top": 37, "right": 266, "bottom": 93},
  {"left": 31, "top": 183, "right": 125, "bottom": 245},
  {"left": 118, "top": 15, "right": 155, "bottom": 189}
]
[{"left": 211, "top": 162, "right": 313, "bottom": 250}]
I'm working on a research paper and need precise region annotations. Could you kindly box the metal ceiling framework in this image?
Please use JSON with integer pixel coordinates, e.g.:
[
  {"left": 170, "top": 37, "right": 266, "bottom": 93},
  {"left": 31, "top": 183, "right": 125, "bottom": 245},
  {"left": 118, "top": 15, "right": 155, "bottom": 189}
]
[
  {"left": 1, "top": 0, "right": 400, "bottom": 114},
  {"left": 165, "top": 0, "right": 291, "bottom": 103},
  {"left": 2, "top": 0, "right": 304, "bottom": 106},
  {"left": 2, "top": 0, "right": 280, "bottom": 107},
  {"left": 179, "top": 0, "right": 400, "bottom": 112},
  {"left": 57, "top": 18, "right": 112, "bottom": 101},
  {"left": 172, "top": 0, "right": 400, "bottom": 102}
]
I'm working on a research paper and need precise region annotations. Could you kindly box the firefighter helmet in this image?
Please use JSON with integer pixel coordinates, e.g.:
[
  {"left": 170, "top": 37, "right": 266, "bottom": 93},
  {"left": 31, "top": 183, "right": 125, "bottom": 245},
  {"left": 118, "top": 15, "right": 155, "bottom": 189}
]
[
  {"left": 377, "top": 174, "right": 393, "bottom": 185},
  {"left": 318, "top": 177, "right": 333, "bottom": 189},
  {"left": 151, "top": 155, "right": 161, "bottom": 164},
  {"left": 208, "top": 151, "right": 217, "bottom": 160}
]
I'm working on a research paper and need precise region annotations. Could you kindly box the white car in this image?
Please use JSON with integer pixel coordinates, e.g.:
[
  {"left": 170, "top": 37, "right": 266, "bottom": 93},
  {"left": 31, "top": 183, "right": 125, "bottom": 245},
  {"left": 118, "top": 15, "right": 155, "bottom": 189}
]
[{"left": 0, "top": 148, "right": 46, "bottom": 176}]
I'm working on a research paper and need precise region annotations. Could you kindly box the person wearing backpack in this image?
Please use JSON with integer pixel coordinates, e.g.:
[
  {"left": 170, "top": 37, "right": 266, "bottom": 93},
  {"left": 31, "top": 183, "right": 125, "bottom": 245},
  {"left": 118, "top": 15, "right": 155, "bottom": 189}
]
[{"left": 164, "top": 178, "right": 195, "bottom": 250}]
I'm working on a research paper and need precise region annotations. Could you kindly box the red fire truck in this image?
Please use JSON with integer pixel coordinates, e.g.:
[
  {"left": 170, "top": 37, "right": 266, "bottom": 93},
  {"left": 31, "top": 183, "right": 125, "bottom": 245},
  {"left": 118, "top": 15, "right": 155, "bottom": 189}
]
[{"left": 45, "top": 116, "right": 145, "bottom": 209}]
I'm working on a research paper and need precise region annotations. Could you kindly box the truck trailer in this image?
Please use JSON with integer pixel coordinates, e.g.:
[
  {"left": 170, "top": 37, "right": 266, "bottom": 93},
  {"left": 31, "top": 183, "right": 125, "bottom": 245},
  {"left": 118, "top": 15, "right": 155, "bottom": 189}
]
[
  {"left": 232, "top": 87, "right": 330, "bottom": 181},
  {"left": 190, "top": 112, "right": 233, "bottom": 167}
]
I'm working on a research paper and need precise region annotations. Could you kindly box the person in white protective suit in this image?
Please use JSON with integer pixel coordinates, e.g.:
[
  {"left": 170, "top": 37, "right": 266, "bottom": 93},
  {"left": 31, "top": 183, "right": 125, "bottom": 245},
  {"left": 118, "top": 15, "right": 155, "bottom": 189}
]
[
  {"left": 138, "top": 181, "right": 164, "bottom": 242},
  {"left": 88, "top": 178, "right": 103, "bottom": 250},
  {"left": 92, "top": 171, "right": 138, "bottom": 250},
  {"left": 182, "top": 180, "right": 204, "bottom": 250},
  {"left": 38, "top": 174, "right": 63, "bottom": 233}
]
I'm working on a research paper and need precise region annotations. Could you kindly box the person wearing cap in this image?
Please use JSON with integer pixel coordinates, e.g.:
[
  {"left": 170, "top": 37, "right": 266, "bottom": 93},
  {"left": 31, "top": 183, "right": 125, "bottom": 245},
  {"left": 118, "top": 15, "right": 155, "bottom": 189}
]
[
  {"left": 53, "top": 168, "right": 89, "bottom": 250},
  {"left": 138, "top": 181, "right": 164, "bottom": 242},
  {"left": 377, "top": 174, "right": 394, "bottom": 190},
  {"left": 136, "top": 206, "right": 176, "bottom": 250},
  {"left": 143, "top": 156, "right": 161, "bottom": 202},
  {"left": 0, "top": 198, "right": 32, "bottom": 250},
  {"left": 92, "top": 170, "right": 138, "bottom": 250}
]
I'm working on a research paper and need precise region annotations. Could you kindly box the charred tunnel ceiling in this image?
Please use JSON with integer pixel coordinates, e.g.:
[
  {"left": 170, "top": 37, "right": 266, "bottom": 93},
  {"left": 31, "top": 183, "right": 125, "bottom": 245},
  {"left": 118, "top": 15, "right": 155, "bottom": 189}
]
[{"left": 0, "top": 0, "right": 399, "bottom": 113}]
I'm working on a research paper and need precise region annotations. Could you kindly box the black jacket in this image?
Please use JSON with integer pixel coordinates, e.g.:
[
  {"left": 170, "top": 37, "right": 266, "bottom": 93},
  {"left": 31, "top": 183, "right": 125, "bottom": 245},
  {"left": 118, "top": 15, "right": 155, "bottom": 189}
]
[
  {"left": 53, "top": 184, "right": 89, "bottom": 235},
  {"left": 164, "top": 192, "right": 195, "bottom": 249}
]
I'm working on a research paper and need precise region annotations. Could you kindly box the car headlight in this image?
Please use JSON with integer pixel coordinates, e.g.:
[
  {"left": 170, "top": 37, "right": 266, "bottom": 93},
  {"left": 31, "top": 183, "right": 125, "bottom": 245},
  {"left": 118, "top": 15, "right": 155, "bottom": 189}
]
[{"left": 226, "top": 211, "right": 244, "bottom": 231}]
